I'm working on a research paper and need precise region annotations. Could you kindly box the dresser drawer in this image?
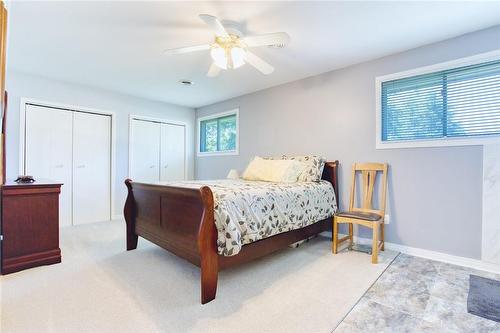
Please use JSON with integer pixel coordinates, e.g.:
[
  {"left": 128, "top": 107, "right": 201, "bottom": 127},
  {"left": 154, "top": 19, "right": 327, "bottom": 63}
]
[{"left": 1, "top": 181, "right": 62, "bottom": 274}]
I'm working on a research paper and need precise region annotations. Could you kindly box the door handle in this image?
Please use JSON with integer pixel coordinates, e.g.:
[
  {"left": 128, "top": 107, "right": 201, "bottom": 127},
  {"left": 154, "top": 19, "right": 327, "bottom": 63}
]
[
  {"left": 164, "top": 164, "right": 168, "bottom": 169},
  {"left": 54, "top": 164, "right": 64, "bottom": 168},
  {"left": 150, "top": 165, "right": 155, "bottom": 169},
  {"left": 76, "top": 165, "right": 85, "bottom": 169}
]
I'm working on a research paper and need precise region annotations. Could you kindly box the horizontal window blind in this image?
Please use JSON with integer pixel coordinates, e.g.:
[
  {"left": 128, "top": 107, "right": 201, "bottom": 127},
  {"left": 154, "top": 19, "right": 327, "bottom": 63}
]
[{"left": 381, "top": 59, "right": 500, "bottom": 142}]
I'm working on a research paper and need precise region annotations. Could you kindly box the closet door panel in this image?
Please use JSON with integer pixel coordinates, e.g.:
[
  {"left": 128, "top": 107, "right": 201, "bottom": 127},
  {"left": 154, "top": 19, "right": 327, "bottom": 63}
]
[
  {"left": 72, "top": 112, "right": 111, "bottom": 225},
  {"left": 160, "top": 123, "right": 185, "bottom": 181},
  {"left": 130, "top": 120, "right": 160, "bottom": 182},
  {"left": 25, "top": 105, "right": 73, "bottom": 226}
]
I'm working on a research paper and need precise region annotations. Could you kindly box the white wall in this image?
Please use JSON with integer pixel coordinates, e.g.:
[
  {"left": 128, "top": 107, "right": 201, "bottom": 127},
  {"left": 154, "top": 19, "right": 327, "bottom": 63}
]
[
  {"left": 196, "top": 25, "right": 500, "bottom": 260},
  {"left": 6, "top": 70, "right": 196, "bottom": 217}
]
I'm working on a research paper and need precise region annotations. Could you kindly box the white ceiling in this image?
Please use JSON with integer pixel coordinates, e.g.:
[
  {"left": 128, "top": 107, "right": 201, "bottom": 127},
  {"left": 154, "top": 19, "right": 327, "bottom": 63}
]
[{"left": 7, "top": 1, "right": 500, "bottom": 108}]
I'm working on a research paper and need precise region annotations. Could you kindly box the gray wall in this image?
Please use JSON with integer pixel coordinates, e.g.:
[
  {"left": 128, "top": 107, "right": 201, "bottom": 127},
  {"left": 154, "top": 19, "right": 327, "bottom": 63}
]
[
  {"left": 6, "top": 71, "right": 196, "bottom": 217},
  {"left": 196, "top": 25, "right": 500, "bottom": 260}
]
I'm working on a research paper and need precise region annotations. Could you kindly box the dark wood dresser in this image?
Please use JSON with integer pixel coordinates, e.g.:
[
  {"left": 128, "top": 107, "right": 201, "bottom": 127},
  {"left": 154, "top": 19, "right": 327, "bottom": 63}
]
[{"left": 1, "top": 180, "right": 62, "bottom": 274}]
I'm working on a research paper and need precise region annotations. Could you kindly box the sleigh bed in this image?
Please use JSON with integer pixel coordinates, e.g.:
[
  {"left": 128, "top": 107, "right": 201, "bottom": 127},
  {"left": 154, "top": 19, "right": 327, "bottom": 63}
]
[{"left": 124, "top": 160, "right": 339, "bottom": 304}]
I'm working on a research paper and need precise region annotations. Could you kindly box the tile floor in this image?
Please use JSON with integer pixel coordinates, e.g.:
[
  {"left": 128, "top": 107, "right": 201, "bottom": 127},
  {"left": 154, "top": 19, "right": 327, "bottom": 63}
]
[{"left": 334, "top": 253, "right": 500, "bottom": 333}]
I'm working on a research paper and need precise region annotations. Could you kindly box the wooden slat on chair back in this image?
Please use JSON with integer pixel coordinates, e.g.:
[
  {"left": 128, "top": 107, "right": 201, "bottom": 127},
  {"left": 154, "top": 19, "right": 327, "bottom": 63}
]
[{"left": 349, "top": 163, "right": 388, "bottom": 216}]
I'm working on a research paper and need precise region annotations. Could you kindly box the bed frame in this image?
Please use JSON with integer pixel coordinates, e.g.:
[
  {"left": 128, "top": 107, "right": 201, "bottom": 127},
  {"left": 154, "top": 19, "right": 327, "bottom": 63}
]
[{"left": 124, "top": 161, "right": 339, "bottom": 304}]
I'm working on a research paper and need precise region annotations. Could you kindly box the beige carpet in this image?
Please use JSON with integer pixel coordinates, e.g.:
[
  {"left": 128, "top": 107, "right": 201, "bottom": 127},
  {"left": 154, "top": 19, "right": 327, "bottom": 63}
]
[{"left": 1, "top": 220, "right": 397, "bottom": 333}]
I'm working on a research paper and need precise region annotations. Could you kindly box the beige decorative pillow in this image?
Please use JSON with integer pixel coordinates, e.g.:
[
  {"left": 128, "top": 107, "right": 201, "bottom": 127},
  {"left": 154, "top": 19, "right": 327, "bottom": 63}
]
[
  {"left": 242, "top": 156, "right": 303, "bottom": 182},
  {"left": 279, "top": 155, "right": 326, "bottom": 182}
]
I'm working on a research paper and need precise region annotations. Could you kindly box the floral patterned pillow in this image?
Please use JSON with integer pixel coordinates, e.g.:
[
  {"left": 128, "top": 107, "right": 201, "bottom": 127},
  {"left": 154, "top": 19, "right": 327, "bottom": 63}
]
[{"left": 276, "top": 155, "right": 326, "bottom": 182}]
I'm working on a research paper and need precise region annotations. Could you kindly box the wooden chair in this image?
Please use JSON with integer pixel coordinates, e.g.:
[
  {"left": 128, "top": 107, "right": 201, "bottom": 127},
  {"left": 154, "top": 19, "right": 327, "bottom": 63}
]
[{"left": 332, "top": 163, "right": 388, "bottom": 264}]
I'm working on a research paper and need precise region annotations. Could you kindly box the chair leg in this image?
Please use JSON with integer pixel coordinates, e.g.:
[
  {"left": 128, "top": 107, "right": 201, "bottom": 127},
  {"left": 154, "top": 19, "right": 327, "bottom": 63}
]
[
  {"left": 371, "top": 222, "right": 379, "bottom": 264},
  {"left": 348, "top": 223, "right": 354, "bottom": 248},
  {"left": 332, "top": 216, "right": 338, "bottom": 254},
  {"left": 380, "top": 220, "right": 385, "bottom": 251}
]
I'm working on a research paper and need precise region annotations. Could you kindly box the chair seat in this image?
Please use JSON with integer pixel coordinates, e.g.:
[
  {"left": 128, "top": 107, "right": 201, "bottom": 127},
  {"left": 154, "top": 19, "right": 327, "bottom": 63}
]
[{"left": 336, "top": 211, "right": 382, "bottom": 221}]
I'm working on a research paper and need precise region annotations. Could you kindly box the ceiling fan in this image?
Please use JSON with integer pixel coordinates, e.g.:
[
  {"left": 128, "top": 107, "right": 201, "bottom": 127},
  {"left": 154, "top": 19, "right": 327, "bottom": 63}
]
[{"left": 164, "top": 14, "right": 290, "bottom": 77}]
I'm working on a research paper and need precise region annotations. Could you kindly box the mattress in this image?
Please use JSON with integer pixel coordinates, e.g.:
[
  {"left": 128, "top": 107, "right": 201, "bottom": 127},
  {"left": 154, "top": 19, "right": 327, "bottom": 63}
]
[{"left": 160, "top": 179, "right": 337, "bottom": 256}]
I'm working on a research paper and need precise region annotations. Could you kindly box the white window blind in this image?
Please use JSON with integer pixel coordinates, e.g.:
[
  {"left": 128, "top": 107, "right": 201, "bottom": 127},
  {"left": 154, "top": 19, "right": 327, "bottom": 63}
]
[{"left": 381, "top": 59, "right": 500, "bottom": 142}]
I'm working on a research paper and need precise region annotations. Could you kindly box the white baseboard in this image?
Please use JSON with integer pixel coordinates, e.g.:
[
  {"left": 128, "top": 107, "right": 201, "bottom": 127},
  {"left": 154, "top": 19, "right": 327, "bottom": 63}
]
[{"left": 337, "top": 233, "right": 500, "bottom": 275}]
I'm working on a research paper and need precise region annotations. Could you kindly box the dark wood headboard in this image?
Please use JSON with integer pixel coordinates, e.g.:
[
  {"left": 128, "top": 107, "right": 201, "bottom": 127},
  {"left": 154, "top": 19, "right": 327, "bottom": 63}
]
[{"left": 322, "top": 161, "right": 339, "bottom": 205}]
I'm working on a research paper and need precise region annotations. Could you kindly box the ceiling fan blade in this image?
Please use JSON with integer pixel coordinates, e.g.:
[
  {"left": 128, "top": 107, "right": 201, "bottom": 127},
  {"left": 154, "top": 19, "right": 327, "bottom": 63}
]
[
  {"left": 199, "top": 14, "right": 229, "bottom": 37},
  {"left": 243, "top": 32, "right": 290, "bottom": 47},
  {"left": 207, "top": 63, "right": 221, "bottom": 77},
  {"left": 164, "top": 44, "right": 210, "bottom": 55},
  {"left": 244, "top": 51, "right": 274, "bottom": 75}
]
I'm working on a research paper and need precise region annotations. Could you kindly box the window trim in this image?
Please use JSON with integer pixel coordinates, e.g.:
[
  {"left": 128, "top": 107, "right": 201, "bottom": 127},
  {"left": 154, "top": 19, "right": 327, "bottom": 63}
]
[
  {"left": 197, "top": 108, "right": 239, "bottom": 157},
  {"left": 376, "top": 49, "right": 500, "bottom": 149}
]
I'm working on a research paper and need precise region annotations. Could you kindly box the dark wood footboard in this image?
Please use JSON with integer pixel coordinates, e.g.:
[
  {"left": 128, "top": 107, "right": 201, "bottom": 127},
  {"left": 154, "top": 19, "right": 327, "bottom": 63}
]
[
  {"left": 124, "top": 180, "right": 218, "bottom": 303},
  {"left": 124, "top": 160, "right": 339, "bottom": 304}
]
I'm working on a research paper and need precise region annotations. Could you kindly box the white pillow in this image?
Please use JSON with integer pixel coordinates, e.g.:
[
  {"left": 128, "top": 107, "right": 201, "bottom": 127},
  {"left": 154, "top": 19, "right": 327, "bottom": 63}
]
[
  {"left": 242, "top": 156, "right": 303, "bottom": 183},
  {"left": 270, "top": 155, "right": 326, "bottom": 182}
]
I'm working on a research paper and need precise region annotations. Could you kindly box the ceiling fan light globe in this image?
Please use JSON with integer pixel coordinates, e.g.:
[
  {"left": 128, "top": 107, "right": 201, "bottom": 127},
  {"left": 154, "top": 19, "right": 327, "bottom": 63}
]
[
  {"left": 210, "top": 47, "right": 227, "bottom": 70},
  {"left": 231, "top": 47, "right": 246, "bottom": 69}
]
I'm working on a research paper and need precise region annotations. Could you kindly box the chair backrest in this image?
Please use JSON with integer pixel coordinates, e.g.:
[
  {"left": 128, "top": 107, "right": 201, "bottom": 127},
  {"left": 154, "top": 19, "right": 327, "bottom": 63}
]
[{"left": 349, "top": 163, "right": 388, "bottom": 216}]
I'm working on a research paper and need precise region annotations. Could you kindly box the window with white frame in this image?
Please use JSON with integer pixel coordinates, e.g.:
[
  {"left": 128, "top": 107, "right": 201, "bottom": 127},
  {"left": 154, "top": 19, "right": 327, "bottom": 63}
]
[
  {"left": 377, "top": 54, "right": 500, "bottom": 148},
  {"left": 198, "top": 109, "right": 238, "bottom": 155}
]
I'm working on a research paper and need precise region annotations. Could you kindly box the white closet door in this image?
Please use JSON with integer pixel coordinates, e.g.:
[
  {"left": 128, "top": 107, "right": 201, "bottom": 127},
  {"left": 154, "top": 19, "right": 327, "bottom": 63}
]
[
  {"left": 72, "top": 112, "right": 111, "bottom": 225},
  {"left": 130, "top": 119, "right": 161, "bottom": 182},
  {"left": 25, "top": 105, "right": 73, "bottom": 227},
  {"left": 160, "top": 123, "right": 185, "bottom": 181}
]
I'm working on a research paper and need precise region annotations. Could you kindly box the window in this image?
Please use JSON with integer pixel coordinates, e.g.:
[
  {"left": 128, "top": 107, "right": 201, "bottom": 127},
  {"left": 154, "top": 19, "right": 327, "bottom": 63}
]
[
  {"left": 377, "top": 53, "right": 500, "bottom": 148},
  {"left": 198, "top": 109, "right": 238, "bottom": 155}
]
